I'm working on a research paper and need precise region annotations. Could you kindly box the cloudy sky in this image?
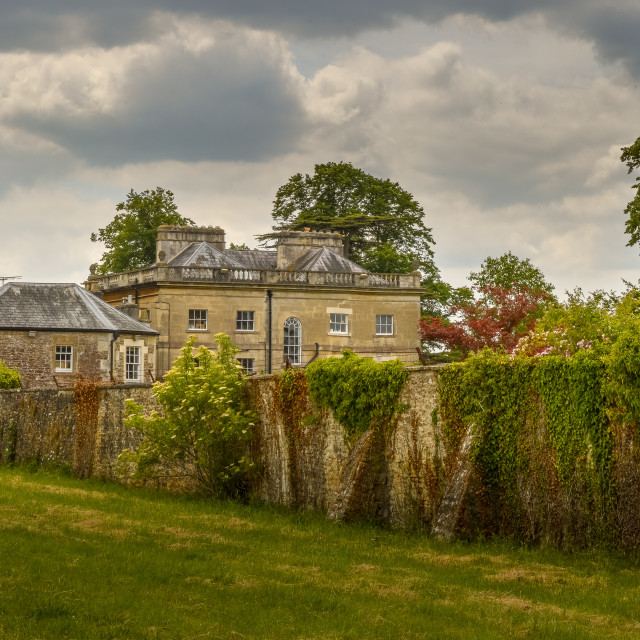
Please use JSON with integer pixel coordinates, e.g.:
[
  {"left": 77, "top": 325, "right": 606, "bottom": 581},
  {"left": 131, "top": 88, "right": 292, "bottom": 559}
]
[{"left": 1, "top": 1, "right": 640, "bottom": 296}]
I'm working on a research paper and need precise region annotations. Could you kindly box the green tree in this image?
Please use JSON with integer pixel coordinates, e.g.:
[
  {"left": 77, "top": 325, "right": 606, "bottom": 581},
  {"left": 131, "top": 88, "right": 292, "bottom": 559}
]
[
  {"left": 259, "top": 162, "right": 436, "bottom": 277},
  {"left": 468, "top": 251, "right": 555, "bottom": 298},
  {"left": 117, "top": 334, "right": 256, "bottom": 497},
  {"left": 90, "top": 187, "right": 194, "bottom": 274},
  {"left": 621, "top": 136, "right": 640, "bottom": 249}
]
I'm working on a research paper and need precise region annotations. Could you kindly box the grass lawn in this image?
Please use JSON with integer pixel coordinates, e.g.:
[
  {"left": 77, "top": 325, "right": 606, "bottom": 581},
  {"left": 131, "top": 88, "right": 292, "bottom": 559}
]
[{"left": 1, "top": 467, "right": 639, "bottom": 639}]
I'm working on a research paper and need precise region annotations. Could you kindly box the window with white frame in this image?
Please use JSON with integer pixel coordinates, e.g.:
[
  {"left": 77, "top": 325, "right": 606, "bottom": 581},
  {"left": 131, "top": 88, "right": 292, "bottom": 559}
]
[
  {"left": 238, "top": 358, "right": 255, "bottom": 374},
  {"left": 329, "top": 313, "right": 348, "bottom": 334},
  {"left": 55, "top": 345, "right": 73, "bottom": 372},
  {"left": 236, "top": 311, "right": 255, "bottom": 331},
  {"left": 376, "top": 314, "right": 394, "bottom": 335},
  {"left": 188, "top": 309, "right": 207, "bottom": 330},
  {"left": 283, "top": 317, "right": 302, "bottom": 365},
  {"left": 125, "top": 346, "right": 141, "bottom": 382}
]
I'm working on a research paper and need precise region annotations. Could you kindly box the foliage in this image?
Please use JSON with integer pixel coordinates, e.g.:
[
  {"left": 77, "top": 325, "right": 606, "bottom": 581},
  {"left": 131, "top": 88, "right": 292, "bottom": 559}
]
[
  {"left": 620, "top": 135, "right": 640, "bottom": 249},
  {"left": 305, "top": 350, "right": 408, "bottom": 439},
  {"left": 468, "top": 251, "right": 556, "bottom": 299},
  {"left": 438, "top": 347, "right": 617, "bottom": 544},
  {"left": 90, "top": 187, "right": 194, "bottom": 274},
  {"left": 514, "top": 288, "right": 618, "bottom": 357},
  {"left": 0, "top": 358, "right": 20, "bottom": 389},
  {"left": 275, "top": 368, "right": 312, "bottom": 504},
  {"left": 604, "top": 290, "right": 640, "bottom": 426},
  {"left": 259, "top": 161, "right": 437, "bottom": 278},
  {"left": 419, "top": 285, "right": 550, "bottom": 356},
  {"left": 117, "top": 334, "right": 256, "bottom": 497},
  {"left": 229, "top": 242, "right": 251, "bottom": 250}
]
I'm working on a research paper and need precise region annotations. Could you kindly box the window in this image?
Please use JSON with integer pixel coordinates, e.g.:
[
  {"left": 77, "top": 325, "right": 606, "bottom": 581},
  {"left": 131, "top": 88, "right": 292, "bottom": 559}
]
[
  {"left": 283, "top": 317, "right": 302, "bottom": 365},
  {"left": 329, "top": 313, "right": 348, "bottom": 334},
  {"left": 236, "top": 311, "right": 255, "bottom": 331},
  {"left": 376, "top": 314, "right": 394, "bottom": 335},
  {"left": 55, "top": 345, "right": 73, "bottom": 372},
  {"left": 238, "top": 358, "right": 255, "bottom": 374},
  {"left": 126, "top": 346, "right": 141, "bottom": 382},
  {"left": 188, "top": 309, "right": 207, "bottom": 330}
]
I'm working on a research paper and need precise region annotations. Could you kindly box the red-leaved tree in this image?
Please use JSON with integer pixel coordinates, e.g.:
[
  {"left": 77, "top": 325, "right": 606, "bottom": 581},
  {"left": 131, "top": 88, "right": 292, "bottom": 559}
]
[{"left": 419, "top": 285, "right": 550, "bottom": 356}]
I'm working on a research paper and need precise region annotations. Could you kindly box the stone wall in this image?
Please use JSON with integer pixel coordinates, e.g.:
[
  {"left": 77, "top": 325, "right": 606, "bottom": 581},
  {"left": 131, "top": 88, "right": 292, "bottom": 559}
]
[
  {"left": 0, "top": 369, "right": 443, "bottom": 528},
  {"left": 0, "top": 385, "right": 153, "bottom": 478},
  {"left": 248, "top": 367, "right": 443, "bottom": 528},
  {"left": 4, "top": 367, "right": 640, "bottom": 548}
]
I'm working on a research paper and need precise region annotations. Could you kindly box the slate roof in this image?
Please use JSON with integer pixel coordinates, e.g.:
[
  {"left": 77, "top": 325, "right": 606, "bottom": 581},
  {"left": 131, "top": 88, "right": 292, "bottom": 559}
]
[
  {"left": 168, "top": 242, "right": 248, "bottom": 269},
  {"left": 290, "top": 246, "right": 368, "bottom": 273},
  {"left": 0, "top": 283, "right": 158, "bottom": 334},
  {"left": 224, "top": 249, "right": 277, "bottom": 270},
  {"left": 167, "top": 242, "right": 363, "bottom": 274}
]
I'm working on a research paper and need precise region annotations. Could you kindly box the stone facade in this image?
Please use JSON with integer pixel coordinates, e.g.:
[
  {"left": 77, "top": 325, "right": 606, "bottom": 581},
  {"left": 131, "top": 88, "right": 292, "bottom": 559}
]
[
  {"left": 0, "top": 330, "right": 156, "bottom": 388},
  {"left": 86, "top": 226, "right": 423, "bottom": 375}
]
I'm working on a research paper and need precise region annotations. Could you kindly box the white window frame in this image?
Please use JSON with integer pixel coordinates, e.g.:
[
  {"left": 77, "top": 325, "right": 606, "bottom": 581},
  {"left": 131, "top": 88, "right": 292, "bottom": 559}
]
[
  {"left": 55, "top": 345, "right": 73, "bottom": 372},
  {"left": 376, "top": 314, "right": 394, "bottom": 336},
  {"left": 238, "top": 358, "right": 255, "bottom": 374},
  {"left": 283, "top": 317, "right": 302, "bottom": 365},
  {"left": 329, "top": 313, "right": 348, "bottom": 335},
  {"left": 125, "top": 346, "right": 141, "bottom": 382},
  {"left": 236, "top": 311, "right": 255, "bottom": 332},
  {"left": 188, "top": 309, "right": 208, "bottom": 331}
]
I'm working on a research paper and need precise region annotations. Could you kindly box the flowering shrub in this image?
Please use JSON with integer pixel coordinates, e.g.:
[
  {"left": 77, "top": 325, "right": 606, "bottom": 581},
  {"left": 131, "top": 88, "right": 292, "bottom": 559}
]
[{"left": 117, "top": 334, "right": 257, "bottom": 497}]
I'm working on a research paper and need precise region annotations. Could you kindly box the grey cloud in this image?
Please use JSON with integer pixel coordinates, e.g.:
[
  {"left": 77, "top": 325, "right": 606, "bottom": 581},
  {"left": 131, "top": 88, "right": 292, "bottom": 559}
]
[
  {"left": 7, "top": 43, "right": 305, "bottom": 166},
  {"left": 1, "top": 2, "right": 640, "bottom": 80}
]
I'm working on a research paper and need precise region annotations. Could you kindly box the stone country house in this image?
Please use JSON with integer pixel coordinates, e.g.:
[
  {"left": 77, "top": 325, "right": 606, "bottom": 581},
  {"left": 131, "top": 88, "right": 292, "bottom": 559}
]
[
  {"left": 0, "top": 282, "right": 158, "bottom": 388},
  {"left": 85, "top": 225, "right": 423, "bottom": 376}
]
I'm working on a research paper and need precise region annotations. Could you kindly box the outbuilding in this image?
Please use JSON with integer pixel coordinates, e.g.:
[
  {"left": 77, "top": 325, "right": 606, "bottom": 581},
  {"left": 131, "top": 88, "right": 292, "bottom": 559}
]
[{"left": 0, "top": 282, "right": 158, "bottom": 388}]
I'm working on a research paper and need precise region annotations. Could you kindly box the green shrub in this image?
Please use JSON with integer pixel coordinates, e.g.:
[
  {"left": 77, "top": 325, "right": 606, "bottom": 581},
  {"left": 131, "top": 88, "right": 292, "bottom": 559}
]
[
  {"left": 0, "top": 358, "right": 20, "bottom": 389},
  {"left": 117, "top": 334, "right": 257, "bottom": 497}
]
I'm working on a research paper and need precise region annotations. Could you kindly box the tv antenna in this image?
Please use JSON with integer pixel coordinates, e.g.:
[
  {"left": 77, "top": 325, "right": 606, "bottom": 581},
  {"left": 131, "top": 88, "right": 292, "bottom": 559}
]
[{"left": 0, "top": 276, "right": 21, "bottom": 285}]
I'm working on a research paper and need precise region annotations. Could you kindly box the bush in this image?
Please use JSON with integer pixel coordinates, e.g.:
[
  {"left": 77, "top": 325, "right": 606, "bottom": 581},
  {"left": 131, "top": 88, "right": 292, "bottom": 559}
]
[
  {"left": 117, "top": 334, "right": 257, "bottom": 497},
  {"left": 0, "top": 359, "right": 20, "bottom": 389}
]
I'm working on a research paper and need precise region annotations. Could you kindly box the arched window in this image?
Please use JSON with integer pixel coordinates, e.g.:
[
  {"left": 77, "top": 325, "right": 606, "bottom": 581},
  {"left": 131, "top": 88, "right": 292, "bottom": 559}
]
[{"left": 283, "top": 317, "right": 302, "bottom": 365}]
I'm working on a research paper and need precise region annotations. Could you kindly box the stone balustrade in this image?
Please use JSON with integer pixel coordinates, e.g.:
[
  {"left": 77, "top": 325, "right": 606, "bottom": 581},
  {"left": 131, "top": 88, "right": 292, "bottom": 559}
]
[{"left": 88, "top": 265, "right": 421, "bottom": 291}]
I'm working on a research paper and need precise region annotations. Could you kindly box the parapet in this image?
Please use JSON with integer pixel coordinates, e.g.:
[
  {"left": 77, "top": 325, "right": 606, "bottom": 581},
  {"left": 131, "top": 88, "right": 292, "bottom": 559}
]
[{"left": 156, "top": 225, "right": 225, "bottom": 264}]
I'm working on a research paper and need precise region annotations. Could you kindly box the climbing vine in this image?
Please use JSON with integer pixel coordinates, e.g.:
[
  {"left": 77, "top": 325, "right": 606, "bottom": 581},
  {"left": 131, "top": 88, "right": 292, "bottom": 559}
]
[
  {"left": 305, "top": 350, "right": 409, "bottom": 439},
  {"left": 73, "top": 379, "right": 101, "bottom": 479},
  {"left": 438, "top": 347, "right": 619, "bottom": 543},
  {"left": 275, "top": 368, "right": 313, "bottom": 505}
]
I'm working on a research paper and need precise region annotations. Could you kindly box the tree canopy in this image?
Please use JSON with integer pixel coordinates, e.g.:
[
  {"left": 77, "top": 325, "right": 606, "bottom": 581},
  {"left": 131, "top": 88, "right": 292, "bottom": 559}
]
[
  {"left": 621, "top": 136, "right": 640, "bottom": 249},
  {"left": 468, "top": 251, "right": 555, "bottom": 298},
  {"left": 259, "top": 162, "right": 436, "bottom": 277},
  {"left": 419, "top": 284, "right": 551, "bottom": 357},
  {"left": 420, "top": 252, "right": 555, "bottom": 358},
  {"left": 90, "top": 187, "right": 194, "bottom": 274}
]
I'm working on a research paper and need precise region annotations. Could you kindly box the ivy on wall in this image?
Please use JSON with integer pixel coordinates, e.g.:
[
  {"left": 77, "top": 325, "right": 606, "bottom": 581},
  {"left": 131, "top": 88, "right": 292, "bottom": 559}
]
[
  {"left": 305, "top": 350, "right": 409, "bottom": 439},
  {"left": 437, "top": 346, "right": 631, "bottom": 545}
]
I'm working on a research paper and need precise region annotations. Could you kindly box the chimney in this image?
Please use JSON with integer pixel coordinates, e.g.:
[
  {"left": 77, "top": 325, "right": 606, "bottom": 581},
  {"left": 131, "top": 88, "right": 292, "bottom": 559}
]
[
  {"left": 156, "top": 225, "right": 226, "bottom": 264},
  {"left": 276, "top": 230, "right": 343, "bottom": 270}
]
